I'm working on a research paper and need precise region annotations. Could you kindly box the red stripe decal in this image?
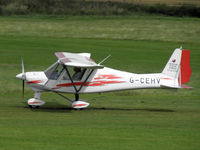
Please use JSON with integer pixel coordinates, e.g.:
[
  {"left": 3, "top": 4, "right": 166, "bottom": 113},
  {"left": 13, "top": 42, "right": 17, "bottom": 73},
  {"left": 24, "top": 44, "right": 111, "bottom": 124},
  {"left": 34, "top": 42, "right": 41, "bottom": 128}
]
[
  {"left": 51, "top": 87, "right": 61, "bottom": 90},
  {"left": 73, "top": 104, "right": 86, "bottom": 107},
  {"left": 88, "top": 80, "right": 125, "bottom": 86},
  {"left": 56, "top": 80, "right": 125, "bottom": 87},
  {"left": 94, "top": 74, "right": 122, "bottom": 80},
  {"left": 29, "top": 102, "right": 41, "bottom": 104},
  {"left": 27, "top": 80, "right": 42, "bottom": 84},
  {"left": 160, "top": 78, "right": 172, "bottom": 80},
  {"left": 57, "top": 82, "right": 89, "bottom": 87}
]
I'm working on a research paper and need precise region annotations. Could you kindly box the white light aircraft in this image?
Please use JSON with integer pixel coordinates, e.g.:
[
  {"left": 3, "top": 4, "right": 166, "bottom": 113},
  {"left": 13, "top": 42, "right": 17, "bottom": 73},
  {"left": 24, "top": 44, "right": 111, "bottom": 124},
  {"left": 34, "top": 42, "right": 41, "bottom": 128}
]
[{"left": 16, "top": 47, "right": 191, "bottom": 109}]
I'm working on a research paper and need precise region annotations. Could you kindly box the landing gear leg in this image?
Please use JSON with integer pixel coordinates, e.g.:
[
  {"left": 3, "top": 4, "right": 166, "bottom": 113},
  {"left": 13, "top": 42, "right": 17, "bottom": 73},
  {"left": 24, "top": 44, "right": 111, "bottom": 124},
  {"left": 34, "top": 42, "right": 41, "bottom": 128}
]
[
  {"left": 75, "top": 94, "right": 79, "bottom": 101},
  {"left": 71, "top": 93, "right": 89, "bottom": 109}
]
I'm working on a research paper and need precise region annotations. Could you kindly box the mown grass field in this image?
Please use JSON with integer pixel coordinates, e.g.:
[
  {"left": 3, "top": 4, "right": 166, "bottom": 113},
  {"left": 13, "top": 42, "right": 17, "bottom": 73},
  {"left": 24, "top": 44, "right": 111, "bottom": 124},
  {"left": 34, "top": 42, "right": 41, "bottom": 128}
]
[{"left": 0, "top": 15, "right": 200, "bottom": 150}]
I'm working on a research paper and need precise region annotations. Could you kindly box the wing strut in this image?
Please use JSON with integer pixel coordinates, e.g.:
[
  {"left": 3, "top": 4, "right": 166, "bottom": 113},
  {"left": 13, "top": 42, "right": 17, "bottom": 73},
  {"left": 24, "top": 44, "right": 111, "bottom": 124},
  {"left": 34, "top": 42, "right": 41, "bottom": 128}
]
[
  {"left": 63, "top": 65, "right": 78, "bottom": 93},
  {"left": 54, "top": 91, "right": 73, "bottom": 103},
  {"left": 77, "top": 69, "right": 94, "bottom": 93},
  {"left": 63, "top": 65, "right": 94, "bottom": 101}
]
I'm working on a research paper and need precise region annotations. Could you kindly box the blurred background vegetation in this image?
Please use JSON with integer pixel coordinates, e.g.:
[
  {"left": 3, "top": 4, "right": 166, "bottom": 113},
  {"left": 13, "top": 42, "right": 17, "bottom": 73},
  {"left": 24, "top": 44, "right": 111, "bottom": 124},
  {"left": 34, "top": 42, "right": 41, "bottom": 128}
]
[{"left": 0, "top": 0, "right": 200, "bottom": 17}]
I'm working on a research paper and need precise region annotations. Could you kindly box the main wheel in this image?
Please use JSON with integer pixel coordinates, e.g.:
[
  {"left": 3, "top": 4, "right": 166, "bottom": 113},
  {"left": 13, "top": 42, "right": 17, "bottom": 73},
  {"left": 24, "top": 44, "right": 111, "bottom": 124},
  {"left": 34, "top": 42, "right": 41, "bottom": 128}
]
[{"left": 29, "top": 105, "right": 40, "bottom": 109}]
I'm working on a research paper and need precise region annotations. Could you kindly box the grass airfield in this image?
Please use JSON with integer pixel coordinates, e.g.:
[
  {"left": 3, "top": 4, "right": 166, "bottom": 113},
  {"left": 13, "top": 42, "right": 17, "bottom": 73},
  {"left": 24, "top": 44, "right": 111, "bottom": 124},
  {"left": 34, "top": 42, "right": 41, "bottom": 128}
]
[{"left": 0, "top": 15, "right": 200, "bottom": 150}]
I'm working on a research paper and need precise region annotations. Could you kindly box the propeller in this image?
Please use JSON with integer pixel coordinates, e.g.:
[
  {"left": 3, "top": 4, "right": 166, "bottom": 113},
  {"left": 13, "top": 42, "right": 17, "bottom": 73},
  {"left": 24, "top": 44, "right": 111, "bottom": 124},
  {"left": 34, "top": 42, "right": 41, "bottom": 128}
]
[
  {"left": 16, "top": 57, "right": 26, "bottom": 98},
  {"left": 22, "top": 78, "right": 25, "bottom": 98}
]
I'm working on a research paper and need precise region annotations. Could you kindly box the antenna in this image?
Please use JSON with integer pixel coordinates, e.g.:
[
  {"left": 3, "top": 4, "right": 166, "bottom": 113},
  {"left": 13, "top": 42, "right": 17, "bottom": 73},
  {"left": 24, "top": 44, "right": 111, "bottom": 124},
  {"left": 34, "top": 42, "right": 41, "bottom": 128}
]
[{"left": 98, "top": 54, "right": 111, "bottom": 65}]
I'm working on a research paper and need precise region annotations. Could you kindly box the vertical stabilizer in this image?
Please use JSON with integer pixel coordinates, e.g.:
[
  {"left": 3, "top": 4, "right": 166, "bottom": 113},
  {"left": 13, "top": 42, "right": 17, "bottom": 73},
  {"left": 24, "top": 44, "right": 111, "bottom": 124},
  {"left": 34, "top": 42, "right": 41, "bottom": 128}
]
[
  {"left": 161, "top": 48, "right": 191, "bottom": 88},
  {"left": 162, "top": 48, "right": 182, "bottom": 79}
]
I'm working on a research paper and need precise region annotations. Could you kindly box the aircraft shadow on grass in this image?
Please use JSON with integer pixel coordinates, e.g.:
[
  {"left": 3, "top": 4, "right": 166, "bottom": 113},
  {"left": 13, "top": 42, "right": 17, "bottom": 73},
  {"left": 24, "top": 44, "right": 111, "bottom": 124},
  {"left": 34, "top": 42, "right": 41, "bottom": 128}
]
[{"left": 20, "top": 102, "right": 175, "bottom": 113}]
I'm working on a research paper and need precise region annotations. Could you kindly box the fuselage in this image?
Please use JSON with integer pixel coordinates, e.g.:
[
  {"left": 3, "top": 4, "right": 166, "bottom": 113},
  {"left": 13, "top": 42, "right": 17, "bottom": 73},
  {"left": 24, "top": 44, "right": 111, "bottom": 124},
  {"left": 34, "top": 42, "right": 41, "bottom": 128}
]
[{"left": 24, "top": 67, "right": 172, "bottom": 94}]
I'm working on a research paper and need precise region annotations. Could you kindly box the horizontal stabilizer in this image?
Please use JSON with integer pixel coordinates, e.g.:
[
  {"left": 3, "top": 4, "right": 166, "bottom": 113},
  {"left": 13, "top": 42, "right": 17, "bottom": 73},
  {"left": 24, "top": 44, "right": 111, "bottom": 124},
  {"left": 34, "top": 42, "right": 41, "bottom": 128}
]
[
  {"left": 160, "top": 77, "right": 179, "bottom": 89},
  {"left": 160, "top": 82, "right": 192, "bottom": 89},
  {"left": 181, "top": 84, "right": 193, "bottom": 89},
  {"left": 160, "top": 84, "right": 180, "bottom": 89}
]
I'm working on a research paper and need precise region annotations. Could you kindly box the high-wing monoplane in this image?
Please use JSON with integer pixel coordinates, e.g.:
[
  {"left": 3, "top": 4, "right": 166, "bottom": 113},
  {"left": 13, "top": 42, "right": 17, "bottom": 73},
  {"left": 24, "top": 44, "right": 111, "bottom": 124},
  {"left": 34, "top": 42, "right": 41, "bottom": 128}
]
[{"left": 16, "top": 47, "right": 191, "bottom": 109}]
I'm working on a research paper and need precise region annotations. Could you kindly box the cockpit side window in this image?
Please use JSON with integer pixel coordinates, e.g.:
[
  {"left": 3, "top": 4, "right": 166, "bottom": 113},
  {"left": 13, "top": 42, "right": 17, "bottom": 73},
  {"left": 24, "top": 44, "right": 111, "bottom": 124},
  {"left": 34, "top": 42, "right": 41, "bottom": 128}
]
[
  {"left": 72, "top": 67, "right": 86, "bottom": 80},
  {"left": 61, "top": 67, "right": 86, "bottom": 81},
  {"left": 45, "top": 62, "right": 86, "bottom": 81}
]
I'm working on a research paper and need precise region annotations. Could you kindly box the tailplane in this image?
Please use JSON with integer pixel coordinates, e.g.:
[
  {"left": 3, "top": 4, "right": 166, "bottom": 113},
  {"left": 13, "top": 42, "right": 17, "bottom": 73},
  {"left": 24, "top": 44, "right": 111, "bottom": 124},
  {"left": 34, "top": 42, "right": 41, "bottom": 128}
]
[{"left": 161, "top": 47, "right": 192, "bottom": 88}]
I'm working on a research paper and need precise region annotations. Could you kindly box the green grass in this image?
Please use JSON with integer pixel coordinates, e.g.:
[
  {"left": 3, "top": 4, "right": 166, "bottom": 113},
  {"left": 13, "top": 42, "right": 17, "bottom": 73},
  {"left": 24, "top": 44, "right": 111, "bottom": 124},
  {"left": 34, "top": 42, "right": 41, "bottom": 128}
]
[
  {"left": 0, "top": 16, "right": 200, "bottom": 43},
  {"left": 0, "top": 15, "right": 200, "bottom": 150}
]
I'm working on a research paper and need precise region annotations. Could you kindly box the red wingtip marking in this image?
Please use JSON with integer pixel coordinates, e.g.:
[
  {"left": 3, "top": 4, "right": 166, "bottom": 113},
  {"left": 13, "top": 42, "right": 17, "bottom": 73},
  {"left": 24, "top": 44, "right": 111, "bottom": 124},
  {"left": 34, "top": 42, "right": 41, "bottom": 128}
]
[
  {"left": 61, "top": 58, "right": 71, "bottom": 63},
  {"left": 55, "top": 52, "right": 65, "bottom": 58}
]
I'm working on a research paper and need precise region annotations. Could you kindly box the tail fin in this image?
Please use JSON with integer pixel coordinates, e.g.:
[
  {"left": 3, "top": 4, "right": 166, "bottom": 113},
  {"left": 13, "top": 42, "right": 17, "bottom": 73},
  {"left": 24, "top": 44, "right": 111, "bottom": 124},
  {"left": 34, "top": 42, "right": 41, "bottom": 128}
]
[{"left": 161, "top": 47, "right": 191, "bottom": 88}]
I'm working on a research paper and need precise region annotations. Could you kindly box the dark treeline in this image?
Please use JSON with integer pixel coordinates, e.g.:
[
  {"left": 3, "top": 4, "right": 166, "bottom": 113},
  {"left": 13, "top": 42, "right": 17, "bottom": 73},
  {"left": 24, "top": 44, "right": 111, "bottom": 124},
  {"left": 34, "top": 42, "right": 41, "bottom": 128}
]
[{"left": 0, "top": 0, "right": 200, "bottom": 17}]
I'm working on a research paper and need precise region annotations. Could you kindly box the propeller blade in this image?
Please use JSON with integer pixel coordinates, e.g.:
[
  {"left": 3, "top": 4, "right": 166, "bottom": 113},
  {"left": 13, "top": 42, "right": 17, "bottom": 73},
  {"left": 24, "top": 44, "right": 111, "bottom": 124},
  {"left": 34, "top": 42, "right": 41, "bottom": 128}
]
[
  {"left": 21, "top": 57, "right": 24, "bottom": 74},
  {"left": 22, "top": 79, "right": 25, "bottom": 98},
  {"left": 21, "top": 57, "right": 25, "bottom": 98}
]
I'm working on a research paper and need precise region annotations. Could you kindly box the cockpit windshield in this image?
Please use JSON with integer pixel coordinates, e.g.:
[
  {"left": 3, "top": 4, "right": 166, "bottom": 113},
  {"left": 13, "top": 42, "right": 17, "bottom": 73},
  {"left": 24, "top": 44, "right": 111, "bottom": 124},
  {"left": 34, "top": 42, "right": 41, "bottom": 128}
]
[{"left": 45, "top": 62, "right": 64, "bottom": 80}]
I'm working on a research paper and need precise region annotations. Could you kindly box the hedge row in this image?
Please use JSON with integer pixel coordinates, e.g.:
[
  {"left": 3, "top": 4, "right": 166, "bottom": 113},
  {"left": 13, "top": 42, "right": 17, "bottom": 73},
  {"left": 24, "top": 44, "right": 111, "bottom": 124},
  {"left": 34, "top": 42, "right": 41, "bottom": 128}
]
[{"left": 0, "top": 0, "right": 200, "bottom": 17}]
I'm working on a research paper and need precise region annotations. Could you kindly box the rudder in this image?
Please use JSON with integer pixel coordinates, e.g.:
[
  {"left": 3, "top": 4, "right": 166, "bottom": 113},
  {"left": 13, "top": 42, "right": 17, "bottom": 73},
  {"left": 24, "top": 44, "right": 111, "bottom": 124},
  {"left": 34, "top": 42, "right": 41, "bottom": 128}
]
[{"left": 180, "top": 50, "right": 191, "bottom": 84}]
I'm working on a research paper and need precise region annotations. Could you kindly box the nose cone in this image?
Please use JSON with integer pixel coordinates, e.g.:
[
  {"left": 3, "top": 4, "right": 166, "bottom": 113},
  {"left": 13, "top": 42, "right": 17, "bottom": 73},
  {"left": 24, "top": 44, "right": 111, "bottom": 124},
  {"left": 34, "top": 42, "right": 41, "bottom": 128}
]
[{"left": 16, "top": 73, "right": 24, "bottom": 80}]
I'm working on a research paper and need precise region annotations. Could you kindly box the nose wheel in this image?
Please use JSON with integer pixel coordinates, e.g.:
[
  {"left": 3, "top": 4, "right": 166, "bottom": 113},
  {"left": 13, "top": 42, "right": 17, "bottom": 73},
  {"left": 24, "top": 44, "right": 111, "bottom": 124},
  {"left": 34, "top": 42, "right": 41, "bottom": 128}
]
[{"left": 27, "top": 92, "right": 45, "bottom": 108}]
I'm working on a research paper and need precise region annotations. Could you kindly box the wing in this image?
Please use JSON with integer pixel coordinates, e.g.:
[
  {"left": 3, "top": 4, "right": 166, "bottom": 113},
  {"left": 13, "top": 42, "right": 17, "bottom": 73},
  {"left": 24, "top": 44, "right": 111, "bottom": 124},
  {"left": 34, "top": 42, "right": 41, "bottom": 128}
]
[{"left": 55, "top": 52, "right": 104, "bottom": 69}]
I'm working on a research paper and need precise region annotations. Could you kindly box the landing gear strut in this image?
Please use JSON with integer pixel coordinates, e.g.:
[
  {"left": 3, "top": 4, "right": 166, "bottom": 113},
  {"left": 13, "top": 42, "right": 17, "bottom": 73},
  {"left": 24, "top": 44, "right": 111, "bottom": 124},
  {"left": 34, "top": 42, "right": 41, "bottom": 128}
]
[
  {"left": 72, "top": 93, "right": 90, "bottom": 109},
  {"left": 75, "top": 94, "right": 79, "bottom": 101}
]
